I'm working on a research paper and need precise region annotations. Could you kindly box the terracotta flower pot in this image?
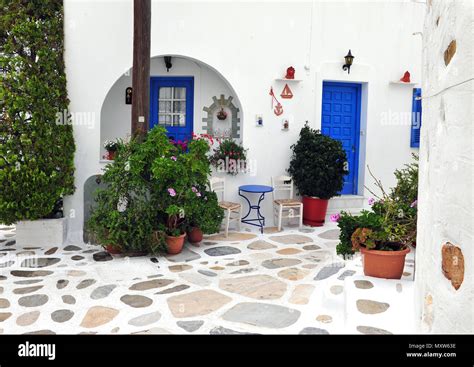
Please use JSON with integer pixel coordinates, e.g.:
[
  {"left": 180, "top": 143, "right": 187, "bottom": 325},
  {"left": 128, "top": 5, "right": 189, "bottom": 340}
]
[
  {"left": 302, "top": 196, "right": 329, "bottom": 227},
  {"left": 165, "top": 233, "right": 186, "bottom": 254},
  {"left": 187, "top": 227, "right": 203, "bottom": 244},
  {"left": 106, "top": 150, "right": 116, "bottom": 160},
  {"left": 105, "top": 244, "right": 122, "bottom": 255},
  {"left": 361, "top": 246, "right": 411, "bottom": 279}
]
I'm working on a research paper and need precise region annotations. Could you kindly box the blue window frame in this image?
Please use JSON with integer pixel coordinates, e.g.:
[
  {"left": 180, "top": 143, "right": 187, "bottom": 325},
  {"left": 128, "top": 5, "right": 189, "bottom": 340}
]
[
  {"left": 411, "top": 88, "right": 422, "bottom": 148},
  {"left": 150, "top": 76, "right": 194, "bottom": 142}
]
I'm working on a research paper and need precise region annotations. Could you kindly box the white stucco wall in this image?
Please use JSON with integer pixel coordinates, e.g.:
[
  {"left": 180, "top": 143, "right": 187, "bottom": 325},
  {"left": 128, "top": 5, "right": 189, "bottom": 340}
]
[
  {"left": 63, "top": 0, "right": 424, "bottom": 242},
  {"left": 100, "top": 56, "right": 241, "bottom": 158},
  {"left": 415, "top": 0, "right": 473, "bottom": 333}
]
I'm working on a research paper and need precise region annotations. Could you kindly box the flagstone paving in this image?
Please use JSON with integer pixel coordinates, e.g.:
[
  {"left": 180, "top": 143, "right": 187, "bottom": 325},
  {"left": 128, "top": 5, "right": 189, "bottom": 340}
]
[{"left": 0, "top": 224, "right": 415, "bottom": 334}]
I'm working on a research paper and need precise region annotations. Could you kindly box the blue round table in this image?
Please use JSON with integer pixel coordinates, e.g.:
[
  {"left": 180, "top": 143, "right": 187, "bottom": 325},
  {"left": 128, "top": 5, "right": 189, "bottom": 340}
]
[{"left": 238, "top": 185, "right": 274, "bottom": 234}]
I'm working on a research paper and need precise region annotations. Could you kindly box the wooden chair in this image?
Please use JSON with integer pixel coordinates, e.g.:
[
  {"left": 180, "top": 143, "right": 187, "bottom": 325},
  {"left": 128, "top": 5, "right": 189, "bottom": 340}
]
[
  {"left": 209, "top": 177, "right": 242, "bottom": 237},
  {"left": 271, "top": 175, "right": 303, "bottom": 231}
]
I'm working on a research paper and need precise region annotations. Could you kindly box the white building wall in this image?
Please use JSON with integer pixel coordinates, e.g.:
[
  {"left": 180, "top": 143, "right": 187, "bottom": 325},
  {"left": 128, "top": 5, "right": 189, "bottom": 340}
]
[
  {"left": 415, "top": 0, "right": 473, "bottom": 333},
  {"left": 63, "top": 0, "right": 424, "bottom": 242},
  {"left": 100, "top": 56, "right": 239, "bottom": 157}
]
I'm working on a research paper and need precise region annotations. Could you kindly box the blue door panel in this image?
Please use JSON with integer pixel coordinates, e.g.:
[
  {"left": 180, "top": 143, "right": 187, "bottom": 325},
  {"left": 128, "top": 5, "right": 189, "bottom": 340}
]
[
  {"left": 150, "top": 76, "right": 194, "bottom": 142},
  {"left": 321, "top": 82, "right": 361, "bottom": 195}
]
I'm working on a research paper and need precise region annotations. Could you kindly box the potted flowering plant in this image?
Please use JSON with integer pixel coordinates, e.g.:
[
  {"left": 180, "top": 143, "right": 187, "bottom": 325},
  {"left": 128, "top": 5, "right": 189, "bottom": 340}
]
[
  {"left": 335, "top": 157, "right": 418, "bottom": 279},
  {"left": 210, "top": 137, "right": 247, "bottom": 175},
  {"left": 103, "top": 139, "right": 120, "bottom": 160},
  {"left": 163, "top": 204, "right": 186, "bottom": 254}
]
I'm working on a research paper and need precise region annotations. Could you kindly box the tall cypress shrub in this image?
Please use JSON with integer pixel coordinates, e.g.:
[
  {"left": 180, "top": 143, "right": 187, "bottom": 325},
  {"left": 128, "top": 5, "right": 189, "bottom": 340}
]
[{"left": 0, "top": 1, "right": 75, "bottom": 224}]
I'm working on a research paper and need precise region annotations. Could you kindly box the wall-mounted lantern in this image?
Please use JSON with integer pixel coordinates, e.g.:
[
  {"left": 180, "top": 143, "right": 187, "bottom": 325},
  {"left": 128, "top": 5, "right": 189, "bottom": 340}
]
[
  {"left": 125, "top": 87, "right": 132, "bottom": 104},
  {"left": 164, "top": 56, "right": 172, "bottom": 72},
  {"left": 342, "top": 49, "right": 354, "bottom": 74}
]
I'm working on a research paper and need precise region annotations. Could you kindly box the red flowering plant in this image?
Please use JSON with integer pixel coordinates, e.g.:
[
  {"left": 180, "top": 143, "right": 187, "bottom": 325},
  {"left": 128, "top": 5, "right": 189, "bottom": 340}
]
[{"left": 209, "top": 137, "right": 247, "bottom": 175}]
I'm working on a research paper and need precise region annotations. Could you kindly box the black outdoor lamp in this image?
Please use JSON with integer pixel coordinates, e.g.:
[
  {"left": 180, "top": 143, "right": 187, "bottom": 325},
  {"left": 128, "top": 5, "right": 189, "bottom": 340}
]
[
  {"left": 342, "top": 49, "right": 354, "bottom": 74},
  {"left": 164, "top": 56, "right": 172, "bottom": 72}
]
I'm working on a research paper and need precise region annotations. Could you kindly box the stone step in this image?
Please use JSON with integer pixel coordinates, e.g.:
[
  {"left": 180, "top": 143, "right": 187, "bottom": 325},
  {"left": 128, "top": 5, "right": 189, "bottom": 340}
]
[{"left": 328, "top": 195, "right": 365, "bottom": 210}]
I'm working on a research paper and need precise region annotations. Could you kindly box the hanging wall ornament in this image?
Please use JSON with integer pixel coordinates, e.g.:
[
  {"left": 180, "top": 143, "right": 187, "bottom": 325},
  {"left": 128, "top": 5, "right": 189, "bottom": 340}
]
[
  {"left": 269, "top": 87, "right": 284, "bottom": 116},
  {"left": 280, "top": 83, "right": 293, "bottom": 99}
]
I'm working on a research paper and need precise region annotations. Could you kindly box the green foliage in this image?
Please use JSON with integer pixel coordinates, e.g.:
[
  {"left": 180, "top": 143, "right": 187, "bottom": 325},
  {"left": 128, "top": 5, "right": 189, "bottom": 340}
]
[
  {"left": 288, "top": 124, "right": 347, "bottom": 199},
  {"left": 390, "top": 153, "right": 418, "bottom": 206},
  {"left": 336, "top": 210, "right": 382, "bottom": 258},
  {"left": 87, "top": 136, "right": 160, "bottom": 253},
  {"left": 186, "top": 190, "right": 224, "bottom": 234},
  {"left": 209, "top": 137, "right": 247, "bottom": 175},
  {"left": 88, "top": 126, "right": 223, "bottom": 252},
  {"left": 0, "top": 1, "right": 75, "bottom": 224},
  {"left": 336, "top": 155, "right": 419, "bottom": 257}
]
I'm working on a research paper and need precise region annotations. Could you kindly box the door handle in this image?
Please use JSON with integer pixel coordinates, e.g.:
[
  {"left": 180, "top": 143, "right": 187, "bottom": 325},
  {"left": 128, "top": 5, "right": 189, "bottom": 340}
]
[{"left": 352, "top": 145, "right": 355, "bottom": 153}]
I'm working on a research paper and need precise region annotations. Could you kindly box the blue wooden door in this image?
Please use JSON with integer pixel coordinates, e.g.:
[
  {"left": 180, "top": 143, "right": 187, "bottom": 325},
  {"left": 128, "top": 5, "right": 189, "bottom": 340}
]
[
  {"left": 150, "top": 77, "right": 194, "bottom": 142},
  {"left": 321, "top": 82, "right": 361, "bottom": 195}
]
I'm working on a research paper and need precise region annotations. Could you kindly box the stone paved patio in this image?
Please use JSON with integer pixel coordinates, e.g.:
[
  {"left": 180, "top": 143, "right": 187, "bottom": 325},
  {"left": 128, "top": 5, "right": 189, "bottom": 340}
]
[{"left": 0, "top": 223, "right": 415, "bottom": 334}]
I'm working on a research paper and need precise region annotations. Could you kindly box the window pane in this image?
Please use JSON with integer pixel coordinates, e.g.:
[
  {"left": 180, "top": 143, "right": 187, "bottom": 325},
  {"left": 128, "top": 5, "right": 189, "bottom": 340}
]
[
  {"left": 173, "top": 101, "right": 186, "bottom": 113},
  {"left": 159, "top": 101, "right": 171, "bottom": 113},
  {"left": 174, "top": 87, "right": 186, "bottom": 99},
  {"left": 172, "top": 114, "right": 186, "bottom": 127},
  {"left": 159, "top": 114, "right": 171, "bottom": 125},
  {"left": 159, "top": 87, "right": 172, "bottom": 99}
]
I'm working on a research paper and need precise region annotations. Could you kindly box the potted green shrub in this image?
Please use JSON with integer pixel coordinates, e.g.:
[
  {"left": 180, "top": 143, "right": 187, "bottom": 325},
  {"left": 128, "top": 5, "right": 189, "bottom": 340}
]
[
  {"left": 0, "top": 2, "right": 75, "bottom": 247},
  {"left": 186, "top": 190, "right": 224, "bottom": 245},
  {"left": 335, "top": 158, "right": 418, "bottom": 279},
  {"left": 288, "top": 125, "right": 347, "bottom": 226}
]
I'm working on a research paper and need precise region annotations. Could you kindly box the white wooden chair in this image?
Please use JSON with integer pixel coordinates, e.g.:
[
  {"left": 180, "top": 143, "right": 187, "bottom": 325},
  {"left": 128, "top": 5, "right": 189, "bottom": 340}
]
[
  {"left": 271, "top": 175, "right": 303, "bottom": 231},
  {"left": 209, "top": 177, "right": 242, "bottom": 237}
]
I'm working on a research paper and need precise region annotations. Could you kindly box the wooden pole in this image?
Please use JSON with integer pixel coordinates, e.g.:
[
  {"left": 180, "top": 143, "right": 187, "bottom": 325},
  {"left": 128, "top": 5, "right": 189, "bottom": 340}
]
[{"left": 131, "top": 0, "right": 151, "bottom": 141}]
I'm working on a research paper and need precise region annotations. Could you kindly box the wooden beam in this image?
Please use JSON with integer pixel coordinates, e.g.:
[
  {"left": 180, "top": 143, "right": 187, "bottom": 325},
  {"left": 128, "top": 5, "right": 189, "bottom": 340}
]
[{"left": 131, "top": 0, "right": 151, "bottom": 141}]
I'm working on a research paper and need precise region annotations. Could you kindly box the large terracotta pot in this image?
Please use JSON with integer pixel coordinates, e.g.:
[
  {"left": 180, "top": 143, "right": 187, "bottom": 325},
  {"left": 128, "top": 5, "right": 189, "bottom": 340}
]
[
  {"left": 361, "top": 246, "right": 411, "bottom": 279},
  {"left": 302, "top": 196, "right": 329, "bottom": 227},
  {"left": 165, "top": 233, "right": 186, "bottom": 254},
  {"left": 187, "top": 227, "right": 203, "bottom": 244},
  {"left": 105, "top": 244, "right": 122, "bottom": 255}
]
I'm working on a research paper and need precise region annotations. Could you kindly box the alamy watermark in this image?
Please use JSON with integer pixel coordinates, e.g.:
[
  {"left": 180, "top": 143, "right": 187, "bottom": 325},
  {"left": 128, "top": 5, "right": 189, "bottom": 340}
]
[
  {"left": 380, "top": 110, "right": 421, "bottom": 128},
  {"left": 56, "top": 109, "right": 95, "bottom": 129}
]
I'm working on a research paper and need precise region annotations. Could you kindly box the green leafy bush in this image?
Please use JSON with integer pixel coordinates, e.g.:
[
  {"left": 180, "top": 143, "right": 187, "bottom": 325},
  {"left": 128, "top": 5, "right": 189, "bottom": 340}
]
[
  {"left": 336, "top": 210, "right": 383, "bottom": 258},
  {"left": 88, "top": 126, "right": 223, "bottom": 252},
  {"left": 336, "top": 155, "right": 418, "bottom": 257},
  {"left": 186, "top": 190, "right": 223, "bottom": 234},
  {"left": 0, "top": 1, "right": 75, "bottom": 224},
  {"left": 288, "top": 124, "right": 347, "bottom": 199}
]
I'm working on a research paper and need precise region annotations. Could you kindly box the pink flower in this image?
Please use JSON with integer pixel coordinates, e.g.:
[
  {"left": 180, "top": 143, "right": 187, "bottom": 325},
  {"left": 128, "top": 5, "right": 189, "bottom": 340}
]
[
  {"left": 191, "top": 186, "right": 198, "bottom": 193},
  {"left": 330, "top": 213, "right": 341, "bottom": 222},
  {"left": 410, "top": 199, "right": 418, "bottom": 208},
  {"left": 196, "top": 192, "right": 201, "bottom": 197},
  {"left": 168, "top": 188, "right": 176, "bottom": 197},
  {"left": 171, "top": 156, "right": 177, "bottom": 161},
  {"left": 368, "top": 198, "right": 375, "bottom": 205}
]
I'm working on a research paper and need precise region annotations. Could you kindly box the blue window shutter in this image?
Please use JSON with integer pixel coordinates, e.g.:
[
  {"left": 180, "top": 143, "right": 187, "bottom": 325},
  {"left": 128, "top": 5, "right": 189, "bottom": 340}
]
[{"left": 411, "top": 88, "right": 422, "bottom": 148}]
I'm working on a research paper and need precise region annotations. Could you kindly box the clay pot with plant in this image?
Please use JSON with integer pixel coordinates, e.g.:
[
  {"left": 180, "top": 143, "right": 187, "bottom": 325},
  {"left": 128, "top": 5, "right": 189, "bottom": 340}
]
[
  {"left": 334, "top": 160, "right": 418, "bottom": 279},
  {"left": 288, "top": 124, "right": 348, "bottom": 226},
  {"left": 164, "top": 205, "right": 186, "bottom": 254},
  {"left": 186, "top": 190, "right": 224, "bottom": 245}
]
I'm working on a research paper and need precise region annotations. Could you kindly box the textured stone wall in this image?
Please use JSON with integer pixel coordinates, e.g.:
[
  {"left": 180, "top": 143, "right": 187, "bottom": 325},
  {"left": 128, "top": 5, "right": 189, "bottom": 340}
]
[{"left": 415, "top": 0, "right": 473, "bottom": 333}]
